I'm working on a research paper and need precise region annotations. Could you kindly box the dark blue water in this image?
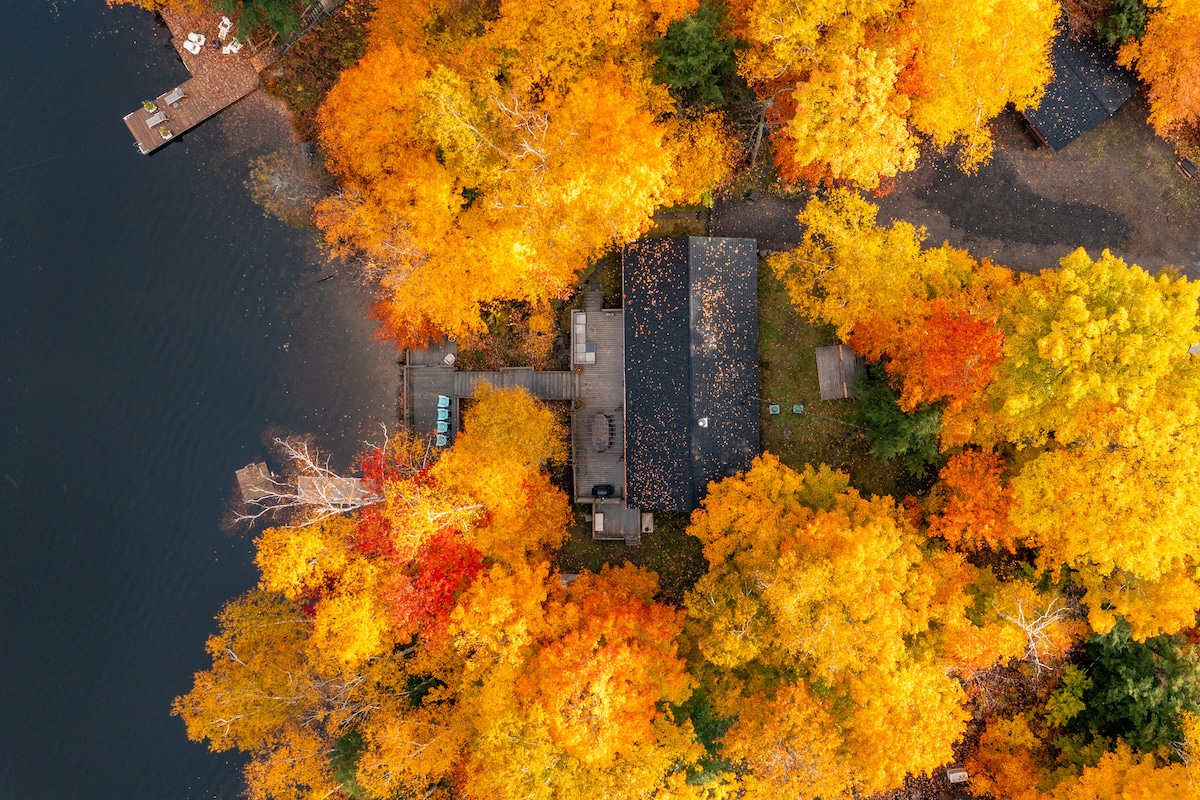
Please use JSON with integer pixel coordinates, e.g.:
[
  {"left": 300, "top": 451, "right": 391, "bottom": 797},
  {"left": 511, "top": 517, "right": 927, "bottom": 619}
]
[{"left": 0, "top": 4, "right": 397, "bottom": 798}]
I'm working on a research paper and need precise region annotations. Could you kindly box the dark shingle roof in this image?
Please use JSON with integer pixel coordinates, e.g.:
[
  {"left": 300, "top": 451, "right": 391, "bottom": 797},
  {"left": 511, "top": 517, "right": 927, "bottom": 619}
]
[
  {"left": 623, "top": 237, "right": 760, "bottom": 511},
  {"left": 1024, "top": 33, "right": 1139, "bottom": 151}
]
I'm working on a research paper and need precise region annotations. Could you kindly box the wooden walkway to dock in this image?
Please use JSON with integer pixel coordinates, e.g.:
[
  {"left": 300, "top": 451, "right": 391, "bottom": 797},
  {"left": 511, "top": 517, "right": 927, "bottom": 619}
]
[
  {"left": 123, "top": 8, "right": 261, "bottom": 154},
  {"left": 403, "top": 351, "right": 578, "bottom": 438}
]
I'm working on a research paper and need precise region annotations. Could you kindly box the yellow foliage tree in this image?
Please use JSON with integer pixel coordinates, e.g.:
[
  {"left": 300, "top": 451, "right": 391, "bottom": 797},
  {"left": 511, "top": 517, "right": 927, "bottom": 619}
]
[
  {"left": 907, "top": 0, "right": 1058, "bottom": 170},
  {"left": 685, "top": 454, "right": 994, "bottom": 796},
  {"left": 1051, "top": 742, "right": 1197, "bottom": 799}
]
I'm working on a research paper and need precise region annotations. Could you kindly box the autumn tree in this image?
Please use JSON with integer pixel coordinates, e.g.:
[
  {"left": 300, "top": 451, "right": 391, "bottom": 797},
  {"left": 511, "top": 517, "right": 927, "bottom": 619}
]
[
  {"left": 928, "top": 448, "right": 1021, "bottom": 552},
  {"left": 728, "top": 0, "right": 1057, "bottom": 186},
  {"left": 314, "top": 0, "right": 736, "bottom": 346},
  {"left": 105, "top": 0, "right": 205, "bottom": 12},
  {"left": 1117, "top": 0, "right": 1200, "bottom": 136},
  {"left": 906, "top": 0, "right": 1058, "bottom": 171},
  {"left": 973, "top": 250, "right": 1200, "bottom": 637},
  {"left": 771, "top": 190, "right": 1010, "bottom": 439},
  {"left": 246, "top": 149, "right": 331, "bottom": 228},
  {"left": 684, "top": 454, "right": 1023, "bottom": 797},
  {"left": 1052, "top": 743, "right": 1197, "bottom": 799}
]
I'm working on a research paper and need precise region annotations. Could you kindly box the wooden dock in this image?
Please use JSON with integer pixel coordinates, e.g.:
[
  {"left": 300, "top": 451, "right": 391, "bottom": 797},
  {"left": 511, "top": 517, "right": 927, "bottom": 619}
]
[{"left": 123, "top": 8, "right": 260, "bottom": 154}]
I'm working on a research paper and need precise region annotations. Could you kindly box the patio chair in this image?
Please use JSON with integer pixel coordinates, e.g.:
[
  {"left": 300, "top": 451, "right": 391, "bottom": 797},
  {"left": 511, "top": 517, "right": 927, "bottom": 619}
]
[
  {"left": 222, "top": 38, "right": 243, "bottom": 55},
  {"left": 163, "top": 87, "right": 185, "bottom": 107},
  {"left": 437, "top": 408, "right": 450, "bottom": 421},
  {"left": 183, "top": 40, "right": 203, "bottom": 55},
  {"left": 436, "top": 434, "right": 448, "bottom": 447},
  {"left": 145, "top": 111, "right": 169, "bottom": 128},
  {"left": 437, "top": 395, "right": 451, "bottom": 408},
  {"left": 218, "top": 16, "right": 233, "bottom": 40},
  {"left": 436, "top": 421, "right": 449, "bottom": 433}
]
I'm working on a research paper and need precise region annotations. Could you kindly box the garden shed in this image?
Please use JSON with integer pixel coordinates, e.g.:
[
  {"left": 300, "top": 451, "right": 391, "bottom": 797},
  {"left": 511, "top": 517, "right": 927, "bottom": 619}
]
[
  {"left": 1022, "top": 33, "right": 1139, "bottom": 151},
  {"left": 815, "top": 344, "right": 867, "bottom": 400}
]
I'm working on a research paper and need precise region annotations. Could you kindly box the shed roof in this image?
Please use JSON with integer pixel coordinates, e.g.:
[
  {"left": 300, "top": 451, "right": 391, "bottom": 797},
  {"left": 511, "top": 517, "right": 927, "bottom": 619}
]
[
  {"left": 623, "top": 237, "right": 761, "bottom": 511},
  {"left": 816, "top": 345, "right": 867, "bottom": 400},
  {"left": 1023, "top": 33, "right": 1138, "bottom": 151}
]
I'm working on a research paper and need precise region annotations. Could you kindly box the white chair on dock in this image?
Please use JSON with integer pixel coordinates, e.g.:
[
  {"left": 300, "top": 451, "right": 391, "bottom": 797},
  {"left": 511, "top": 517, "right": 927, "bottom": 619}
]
[
  {"left": 187, "top": 32, "right": 205, "bottom": 44},
  {"left": 163, "top": 87, "right": 185, "bottom": 107},
  {"left": 183, "top": 40, "right": 202, "bottom": 55},
  {"left": 145, "top": 110, "right": 169, "bottom": 128}
]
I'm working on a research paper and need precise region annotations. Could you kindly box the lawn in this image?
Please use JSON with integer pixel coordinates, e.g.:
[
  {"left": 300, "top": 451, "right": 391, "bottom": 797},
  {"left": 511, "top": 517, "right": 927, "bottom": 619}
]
[{"left": 756, "top": 257, "right": 913, "bottom": 500}]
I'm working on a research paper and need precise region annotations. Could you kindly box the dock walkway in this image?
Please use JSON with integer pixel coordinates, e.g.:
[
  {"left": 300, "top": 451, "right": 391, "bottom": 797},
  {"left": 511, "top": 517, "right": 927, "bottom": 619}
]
[
  {"left": 123, "top": 9, "right": 261, "bottom": 154},
  {"left": 403, "top": 349, "right": 577, "bottom": 438}
]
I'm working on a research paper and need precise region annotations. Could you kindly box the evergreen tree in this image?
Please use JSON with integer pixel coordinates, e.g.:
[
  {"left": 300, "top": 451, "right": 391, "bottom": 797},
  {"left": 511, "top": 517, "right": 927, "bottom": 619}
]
[
  {"left": 652, "top": 1, "right": 739, "bottom": 108},
  {"left": 1077, "top": 618, "right": 1200, "bottom": 752}
]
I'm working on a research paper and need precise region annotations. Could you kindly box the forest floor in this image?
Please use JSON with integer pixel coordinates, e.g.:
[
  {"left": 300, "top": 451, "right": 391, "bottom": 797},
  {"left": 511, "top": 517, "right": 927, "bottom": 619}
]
[{"left": 712, "top": 94, "right": 1200, "bottom": 278}]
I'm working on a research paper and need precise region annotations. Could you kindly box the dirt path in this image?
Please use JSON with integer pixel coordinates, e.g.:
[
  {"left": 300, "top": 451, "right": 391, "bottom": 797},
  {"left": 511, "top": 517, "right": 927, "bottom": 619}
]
[{"left": 712, "top": 95, "right": 1200, "bottom": 278}]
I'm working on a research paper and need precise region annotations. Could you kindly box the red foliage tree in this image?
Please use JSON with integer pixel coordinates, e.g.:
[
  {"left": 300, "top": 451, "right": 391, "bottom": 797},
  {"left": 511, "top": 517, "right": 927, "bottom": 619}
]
[{"left": 383, "top": 532, "right": 484, "bottom": 643}]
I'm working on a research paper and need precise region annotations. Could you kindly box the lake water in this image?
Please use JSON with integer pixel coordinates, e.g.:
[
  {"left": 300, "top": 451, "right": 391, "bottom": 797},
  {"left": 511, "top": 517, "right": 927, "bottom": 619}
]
[{"left": 0, "top": 4, "right": 398, "bottom": 798}]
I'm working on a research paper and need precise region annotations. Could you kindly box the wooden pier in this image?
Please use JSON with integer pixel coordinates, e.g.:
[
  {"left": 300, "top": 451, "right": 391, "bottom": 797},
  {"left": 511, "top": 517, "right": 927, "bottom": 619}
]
[{"left": 123, "top": 9, "right": 262, "bottom": 154}]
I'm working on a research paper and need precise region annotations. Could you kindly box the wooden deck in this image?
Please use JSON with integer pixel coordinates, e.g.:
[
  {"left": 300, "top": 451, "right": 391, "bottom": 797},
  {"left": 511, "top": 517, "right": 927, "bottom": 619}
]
[
  {"left": 123, "top": 8, "right": 260, "bottom": 154},
  {"left": 403, "top": 356, "right": 577, "bottom": 439},
  {"left": 571, "top": 307, "right": 628, "bottom": 502}
]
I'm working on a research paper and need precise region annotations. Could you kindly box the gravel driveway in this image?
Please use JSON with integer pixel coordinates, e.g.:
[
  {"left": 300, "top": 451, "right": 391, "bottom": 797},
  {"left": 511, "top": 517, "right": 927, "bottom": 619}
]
[{"left": 711, "top": 94, "right": 1200, "bottom": 278}]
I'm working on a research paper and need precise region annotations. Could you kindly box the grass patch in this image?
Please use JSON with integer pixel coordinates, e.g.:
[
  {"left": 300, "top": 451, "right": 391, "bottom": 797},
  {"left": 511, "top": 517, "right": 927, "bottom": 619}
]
[
  {"left": 647, "top": 214, "right": 708, "bottom": 239},
  {"left": 556, "top": 510, "right": 707, "bottom": 606},
  {"left": 757, "top": 258, "right": 912, "bottom": 500}
]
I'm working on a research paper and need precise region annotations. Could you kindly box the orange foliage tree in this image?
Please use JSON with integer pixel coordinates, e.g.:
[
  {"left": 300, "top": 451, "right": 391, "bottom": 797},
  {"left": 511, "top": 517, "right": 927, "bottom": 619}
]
[
  {"left": 315, "top": 0, "right": 737, "bottom": 347},
  {"left": 176, "top": 387, "right": 710, "bottom": 800},
  {"left": 1118, "top": 0, "right": 1200, "bottom": 137},
  {"left": 929, "top": 449, "right": 1020, "bottom": 552}
]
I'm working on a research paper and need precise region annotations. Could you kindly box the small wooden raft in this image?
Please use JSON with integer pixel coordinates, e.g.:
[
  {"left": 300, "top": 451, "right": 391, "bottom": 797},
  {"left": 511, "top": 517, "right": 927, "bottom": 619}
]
[{"left": 815, "top": 344, "right": 867, "bottom": 400}]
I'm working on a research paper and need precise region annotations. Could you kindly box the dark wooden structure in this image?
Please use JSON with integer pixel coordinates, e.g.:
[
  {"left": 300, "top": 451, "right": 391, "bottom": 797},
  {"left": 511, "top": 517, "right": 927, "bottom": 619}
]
[
  {"left": 815, "top": 344, "right": 867, "bottom": 400},
  {"left": 1023, "top": 33, "right": 1139, "bottom": 151}
]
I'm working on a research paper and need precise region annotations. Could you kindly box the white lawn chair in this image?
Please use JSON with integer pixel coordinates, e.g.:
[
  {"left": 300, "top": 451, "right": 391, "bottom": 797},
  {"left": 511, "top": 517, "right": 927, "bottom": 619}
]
[
  {"left": 218, "top": 16, "right": 233, "bottom": 40},
  {"left": 183, "top": 40, "right": 202, "bottom": 55},
  {"left": 187, "top": 32, "right": 206, "bottom": 45},
  {"left": 222, "top": 38, "right": 243, "bottom": 55},
  {"left": 163, "top": 87, "right": 185, "bottom": 107},
  {"left": 145, "top": 110, "right": 168, "bottom": 128}
]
